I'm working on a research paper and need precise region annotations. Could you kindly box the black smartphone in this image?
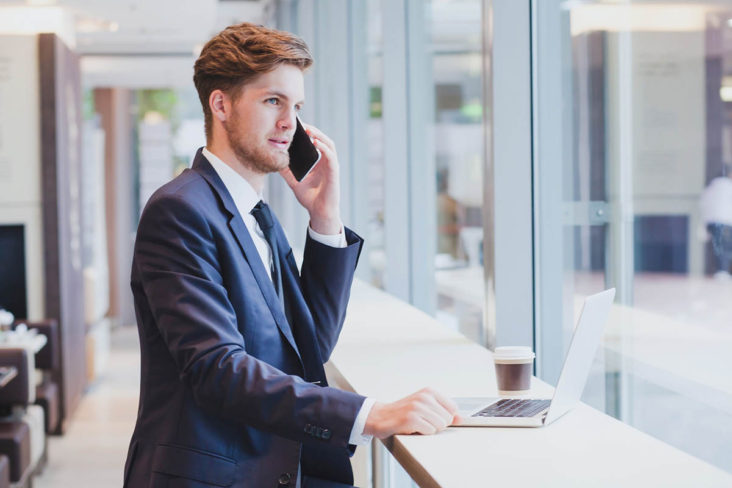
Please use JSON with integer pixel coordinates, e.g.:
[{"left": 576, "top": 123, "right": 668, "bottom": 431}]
[{"left": 288, "top": 117, "right": 321, "bottom": 181}]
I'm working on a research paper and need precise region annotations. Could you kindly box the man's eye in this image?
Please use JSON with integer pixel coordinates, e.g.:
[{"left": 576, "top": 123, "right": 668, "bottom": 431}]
[
  {"left": 295, "top": 105, "right": 303, "bottom": 112},
  {"left": 266, "top": 98, "right": 279, "bottom": 105}
]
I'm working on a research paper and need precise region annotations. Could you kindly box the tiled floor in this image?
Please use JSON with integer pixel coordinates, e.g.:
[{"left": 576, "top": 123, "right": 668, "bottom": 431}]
[{"left": 35, "top": 326, "right": 140, "bottom": 488}]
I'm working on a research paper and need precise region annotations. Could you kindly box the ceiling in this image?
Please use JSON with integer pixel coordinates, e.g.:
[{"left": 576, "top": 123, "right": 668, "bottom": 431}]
[
  {"left": 0, "top": 0, "right": 269, "bottom": 54},
  {"left": 0, "top": 0, "right": 270, "bottom": 87}
]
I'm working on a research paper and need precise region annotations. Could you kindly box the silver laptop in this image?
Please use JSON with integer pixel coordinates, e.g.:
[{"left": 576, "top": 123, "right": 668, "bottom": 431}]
[{"left": 455, "top": 288, "right": 615, "bottom": 427}]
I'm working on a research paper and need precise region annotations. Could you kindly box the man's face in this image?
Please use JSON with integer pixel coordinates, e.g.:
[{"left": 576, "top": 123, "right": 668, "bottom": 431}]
[{"left": 223, "top": 64, "right": 305, "bottom": 175}]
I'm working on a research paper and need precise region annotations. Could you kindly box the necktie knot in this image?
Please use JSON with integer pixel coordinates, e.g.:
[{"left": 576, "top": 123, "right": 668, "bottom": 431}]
[{"left": 251, "top": 200, "right": 274, "bottom": 231}]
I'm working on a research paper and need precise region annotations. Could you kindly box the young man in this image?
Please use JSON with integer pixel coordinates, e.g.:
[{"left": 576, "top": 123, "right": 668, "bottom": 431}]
[{"left": 124, "top": 23, "right": 458, "bottom": 488}]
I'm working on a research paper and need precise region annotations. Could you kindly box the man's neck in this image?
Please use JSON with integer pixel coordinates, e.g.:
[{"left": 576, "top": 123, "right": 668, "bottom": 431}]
[{"left": 206, "top": 141, "right": 266, "bottom": 194}]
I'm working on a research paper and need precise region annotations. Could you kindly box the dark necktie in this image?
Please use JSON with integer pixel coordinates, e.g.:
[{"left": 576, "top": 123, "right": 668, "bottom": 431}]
[
  {"left": 253, "top": 204, "right": 326, "bottom": 393},
  {"left": 250, "top": 201, "right": 283, "bottom": 301}
]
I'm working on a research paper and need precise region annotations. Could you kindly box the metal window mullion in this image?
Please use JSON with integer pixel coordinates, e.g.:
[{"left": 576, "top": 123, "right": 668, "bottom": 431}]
[
  {"left": 382, "top": 0, "right": 411, "bottom": 302},
  {"left": 348, "top": 0, "right": 372, "bottom": 281},
  {"left": 489, "top": 0, "right": 534, "bottom": 349},
  {"left": 405, "top": 0, "right": 436, "bottom": 314}
]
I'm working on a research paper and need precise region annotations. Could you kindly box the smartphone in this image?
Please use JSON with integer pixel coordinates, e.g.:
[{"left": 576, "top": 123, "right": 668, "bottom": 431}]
[{"left": 288, "top": 117, "right": 321, "bottom": 181}]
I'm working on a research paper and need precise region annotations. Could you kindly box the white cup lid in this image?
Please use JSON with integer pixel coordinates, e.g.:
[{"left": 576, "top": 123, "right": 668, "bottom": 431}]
[{"left": 493, "top": 346, "right": 535, "bottom": 362}]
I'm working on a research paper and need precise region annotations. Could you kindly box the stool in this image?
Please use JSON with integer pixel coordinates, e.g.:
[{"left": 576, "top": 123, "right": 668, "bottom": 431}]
[
  {"left": 0, "top": 454, "right": 10, "bottom": 488},
  {"left": 0, "top": 422, "right": 30, "bottom": 483},
  {"left": 35, "top": 381, "right": 59, "bottom": 434}
]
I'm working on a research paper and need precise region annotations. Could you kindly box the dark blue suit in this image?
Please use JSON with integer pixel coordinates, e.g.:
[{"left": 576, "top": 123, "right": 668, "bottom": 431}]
[{"left": 123, "top": 150, "right": 366, "bottom": 487}]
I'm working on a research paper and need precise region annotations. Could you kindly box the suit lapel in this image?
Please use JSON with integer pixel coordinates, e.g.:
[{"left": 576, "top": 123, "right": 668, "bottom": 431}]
[{"left": 191, "top": 150, "right": 302, "bottom": 360}]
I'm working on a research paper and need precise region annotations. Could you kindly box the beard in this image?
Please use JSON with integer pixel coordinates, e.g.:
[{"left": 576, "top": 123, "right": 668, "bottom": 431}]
[{"left": 224, "top": 113, "right": 290, "bottom": 174}]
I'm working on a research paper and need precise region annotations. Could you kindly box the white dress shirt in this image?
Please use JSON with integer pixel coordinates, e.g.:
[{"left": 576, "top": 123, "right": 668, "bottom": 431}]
[{"left": 203, "top": 148, "right": 374, "bottom": 447}]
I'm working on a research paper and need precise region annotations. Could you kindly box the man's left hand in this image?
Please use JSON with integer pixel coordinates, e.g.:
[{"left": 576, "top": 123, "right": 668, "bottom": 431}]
[{"left": 280, "top": 124, "right": 342, "bottom": 235}]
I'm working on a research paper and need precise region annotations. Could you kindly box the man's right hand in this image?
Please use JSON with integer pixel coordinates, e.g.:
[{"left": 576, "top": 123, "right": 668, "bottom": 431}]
[{"left": 363, "top": 388, "right": 461, "bottom": 439}]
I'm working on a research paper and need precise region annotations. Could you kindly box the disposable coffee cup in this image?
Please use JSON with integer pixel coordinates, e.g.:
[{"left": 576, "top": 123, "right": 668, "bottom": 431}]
[{"left": 493, "top": 346, "right": 535, "bottom": 395}]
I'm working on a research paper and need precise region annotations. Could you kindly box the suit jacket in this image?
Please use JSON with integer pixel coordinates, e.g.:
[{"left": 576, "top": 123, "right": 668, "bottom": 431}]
[{"left": 124, "top": 150, "right": 366, "bottom": 488}]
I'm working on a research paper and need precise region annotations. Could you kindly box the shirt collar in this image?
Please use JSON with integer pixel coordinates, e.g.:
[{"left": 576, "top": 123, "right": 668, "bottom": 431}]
[{"left": 203, "top": 147, "right": 262, "bottom": 215}]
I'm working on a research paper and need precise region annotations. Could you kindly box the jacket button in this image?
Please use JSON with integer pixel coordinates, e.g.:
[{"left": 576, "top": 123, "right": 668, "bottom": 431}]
[
  {"left": 278, "top": 472, "right": 293, "bottom": 486},
  {"left": 321, "top": 428, "right": 332, "bottom": 440}
]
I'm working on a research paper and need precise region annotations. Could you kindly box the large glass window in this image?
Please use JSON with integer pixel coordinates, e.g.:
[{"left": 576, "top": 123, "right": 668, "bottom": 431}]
[
  {"left": 429, "top": 0, "right": 486, "bottom": 342},
  {"left": 534, "top": 1, "right": 732, "bottom": 472}
]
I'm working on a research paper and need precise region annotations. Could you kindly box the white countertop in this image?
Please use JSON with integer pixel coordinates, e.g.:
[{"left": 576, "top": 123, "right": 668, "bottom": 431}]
[{"left": 327, "top": 280, "right": 732, "bottom": 487}]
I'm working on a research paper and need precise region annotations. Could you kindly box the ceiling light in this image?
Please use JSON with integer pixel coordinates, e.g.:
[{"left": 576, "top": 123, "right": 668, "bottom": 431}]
[
  {"left": 76, "top": 17, "right": 119, "bottom": 33},
  {"left": 721, "top": 87, "right": 732, "bottom": 103}
]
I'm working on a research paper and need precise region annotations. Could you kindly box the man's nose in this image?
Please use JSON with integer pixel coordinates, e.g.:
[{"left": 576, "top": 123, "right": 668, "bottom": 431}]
[{"left": 277, "top": 111, "right": 296, "bottom": 131}]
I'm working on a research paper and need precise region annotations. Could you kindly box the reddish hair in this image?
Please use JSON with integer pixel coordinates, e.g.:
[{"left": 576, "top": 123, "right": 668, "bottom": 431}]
[{"left": 193, "top": 23, "right": 313, "bottom": 141}]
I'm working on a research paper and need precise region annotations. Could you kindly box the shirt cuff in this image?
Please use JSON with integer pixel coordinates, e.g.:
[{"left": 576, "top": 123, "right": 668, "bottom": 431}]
[
  {"left": 348, "top": 397, "right": 376, "bottom": 446},
  {"left": 307, "top": 223, "right": 347, "bottom": 248}
]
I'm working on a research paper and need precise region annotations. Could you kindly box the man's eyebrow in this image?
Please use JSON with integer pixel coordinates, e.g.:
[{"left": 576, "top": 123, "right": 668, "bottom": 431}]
[{"left": 264, "top": 91, "right": 305, "bottom": 105}]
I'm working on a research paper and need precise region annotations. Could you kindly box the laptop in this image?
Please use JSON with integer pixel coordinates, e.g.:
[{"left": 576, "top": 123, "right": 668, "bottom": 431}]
[{"left": 454, "top": 288, "right": 615, "bottom": 427}]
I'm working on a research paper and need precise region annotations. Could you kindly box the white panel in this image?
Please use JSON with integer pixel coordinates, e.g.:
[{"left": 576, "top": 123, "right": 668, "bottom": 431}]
[
  {"left": 81, "top": 55, "right": 197, "bottom": 89},
  {"left": 0, "top": 35, "right": 41, "bottom": 205},
  {"left": 630, "top": 31, "right": 706, "bottom": 198},
  {"left": 0, "top": 7, "right": 75, "bottom": 47}
]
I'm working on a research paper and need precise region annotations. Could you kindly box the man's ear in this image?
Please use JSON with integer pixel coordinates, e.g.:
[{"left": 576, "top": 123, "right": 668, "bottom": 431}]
[{"left": 209, "top": 89, "right": 228, "bottom": 122}]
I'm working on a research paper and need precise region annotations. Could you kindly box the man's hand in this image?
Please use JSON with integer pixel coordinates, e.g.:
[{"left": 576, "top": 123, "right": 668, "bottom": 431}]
[
  {"left": 363, "top": 388, "right": 461, "bottom": 439},
  {"left": 280, "top": 124, "right": 341, "bottom": 235}
]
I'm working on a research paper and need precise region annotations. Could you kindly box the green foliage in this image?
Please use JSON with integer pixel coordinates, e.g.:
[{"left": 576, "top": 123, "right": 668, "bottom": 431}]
[
  {"left": 82, "top": 89, "right": 95, "bottom": 121},
  {"left": 136, "top": 89, "right": 180, "bottom": 132}
]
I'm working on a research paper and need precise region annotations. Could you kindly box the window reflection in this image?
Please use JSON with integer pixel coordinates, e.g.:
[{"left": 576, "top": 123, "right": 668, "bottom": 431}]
[{"left": 535, "top": 1, "right": 732, "bottom": 473}]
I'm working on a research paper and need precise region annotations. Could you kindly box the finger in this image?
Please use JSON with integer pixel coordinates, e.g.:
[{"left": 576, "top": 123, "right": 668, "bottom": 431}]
[
  {"left": 312, "top": 138, "right": 338, "bottom": 170},
  {"left": 427, "top": 389, "right": 460, "bottom": 416},
  {"left": 409, "top": 417, "right": 438, "bottom": 436},
  {"left": 303, "top": 124, "right": 335, "bottom": 151},
  {"left": 414, "top": 389, "right": 454, "bottom": 425},
  {"left": 420, "top": 397, "right": 454, "bottom": 427},
  {"left": 414, "top": 403, "right": 451, "bottom": 432}
]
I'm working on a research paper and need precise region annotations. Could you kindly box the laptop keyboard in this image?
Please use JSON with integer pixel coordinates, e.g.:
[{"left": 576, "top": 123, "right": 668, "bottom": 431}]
[{"left": 473, "top": 399, "right": 551, "bottom": 418}]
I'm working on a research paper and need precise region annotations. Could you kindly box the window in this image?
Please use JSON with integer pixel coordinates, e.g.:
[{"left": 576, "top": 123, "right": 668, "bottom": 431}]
[
  {"left": 533, "top": 1, "right": 732, "bottom": 472},
  {"left": 429, "top": 0, "right": 487, "bottom": 343}
]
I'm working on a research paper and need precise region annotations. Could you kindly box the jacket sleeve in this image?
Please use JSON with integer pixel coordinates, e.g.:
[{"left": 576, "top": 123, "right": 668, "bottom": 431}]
[
  {"left": 299, "top": 227, "right": 363, "bottom": 362},
  {"left": 134, "top": 193, "right": 365, "bottom": 449}
]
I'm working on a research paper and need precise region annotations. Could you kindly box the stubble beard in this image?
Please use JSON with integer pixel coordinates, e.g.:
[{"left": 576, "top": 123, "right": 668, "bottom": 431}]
[{"left": 224, "top": 114, "right": 290, "bottom": 174}]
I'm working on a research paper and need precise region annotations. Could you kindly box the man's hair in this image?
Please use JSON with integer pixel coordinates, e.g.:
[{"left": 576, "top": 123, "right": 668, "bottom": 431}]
[{"left": 193, "top": 23, "right": 313, "bottom": 141}]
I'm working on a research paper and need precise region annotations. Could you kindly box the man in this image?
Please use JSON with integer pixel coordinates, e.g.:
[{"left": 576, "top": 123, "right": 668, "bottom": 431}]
[
  {"left": 124, "top": 23, "right": 458, "bottom": 488},
  {"left": 700, "top": 167, "right": 732, "bottom": 279}
]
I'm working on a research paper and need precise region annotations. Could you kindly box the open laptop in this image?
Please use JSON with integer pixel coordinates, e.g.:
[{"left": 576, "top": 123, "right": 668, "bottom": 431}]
[{"left": 454, "top": 288, "right": 615, "bottom": 427}]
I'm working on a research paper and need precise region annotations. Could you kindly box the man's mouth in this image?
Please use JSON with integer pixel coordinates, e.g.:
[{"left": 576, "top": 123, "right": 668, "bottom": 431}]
[{"left": 268, "top": 137, "right": 290, "bottom": 149}]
